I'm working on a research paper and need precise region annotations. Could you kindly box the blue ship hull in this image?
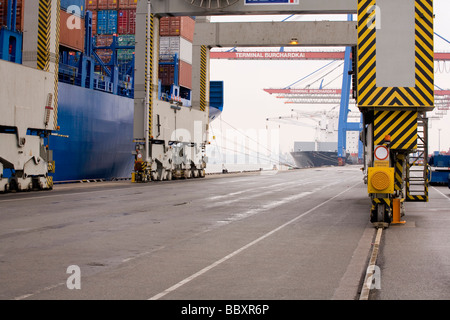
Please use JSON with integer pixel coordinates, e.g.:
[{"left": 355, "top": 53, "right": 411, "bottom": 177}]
[
  {"left": 51, "top": 82, "right": 134, "bottom": 181},
  {"left": 51, "top": 83, "right": 222, "bottom": 182}
]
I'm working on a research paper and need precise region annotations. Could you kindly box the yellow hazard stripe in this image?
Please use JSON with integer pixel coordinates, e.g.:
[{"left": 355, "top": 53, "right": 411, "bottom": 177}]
[
  {"left": 394, "top": 154, "right": 404, "bottom": 191},
  {"left": 374, "top": 111, "right": 418, "bottom": 150},
  {"left": 146, "top": 14, "right": 154, "bottom": 139},
  {"left": 37, "top": 0, "right": 51, "bottom": 71},
  {"left": 373, "top": 198, "right": 391, "bottom": 207},
  {"left": 53, "top": 0, "right": 60, "bottom": 130},
  {"left": 200, "top": 45, "right": 207, "bottom": 112},
  {"left": 357, "top": 0, "right": 434, "bottom": 109},
  {"left": 46, "top": 176, "right": 53, "bottom": 189}
]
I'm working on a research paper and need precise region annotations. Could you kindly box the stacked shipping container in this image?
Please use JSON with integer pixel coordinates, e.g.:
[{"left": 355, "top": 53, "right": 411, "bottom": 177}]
[
  {"left": 159, "top": 16, "right": 195, "bottom": 90},
  {"left": 86, "top": 0, "right": 136, "bottom": 36},
  {"left": 1, "top": 1, "right": 194, "bottom": 92},
  {"left": 87, "top": 0, "right": 136, "bottom": 67},
  {"left": 0, "top": 0, "right": 24, "bottom": 31}
]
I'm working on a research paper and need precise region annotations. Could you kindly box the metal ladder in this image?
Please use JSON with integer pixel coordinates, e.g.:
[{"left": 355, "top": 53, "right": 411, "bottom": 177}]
[{"left": 406, "top": 112, "right": 429, "bottom": 202}]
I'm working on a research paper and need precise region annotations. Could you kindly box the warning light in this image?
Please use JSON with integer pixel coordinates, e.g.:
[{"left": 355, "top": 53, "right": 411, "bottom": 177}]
[
  {"left": 289, "top": 38, "right": 299, "bottom": 45},
  {"left": 367, "top": 167, "right": 395, "bottom": 194}
]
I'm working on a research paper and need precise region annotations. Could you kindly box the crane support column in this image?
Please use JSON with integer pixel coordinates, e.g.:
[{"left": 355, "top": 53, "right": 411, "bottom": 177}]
[
  {"left": 133, "top": 1, "right": 209, "bottom": 182},
  {"left": 357, "top": 0, "right": 434, "bottom": 228}
]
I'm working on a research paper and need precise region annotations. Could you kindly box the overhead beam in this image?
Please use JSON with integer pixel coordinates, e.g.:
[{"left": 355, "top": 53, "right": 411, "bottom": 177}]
[
  {"left": 193, "top": 21, "right": 358, "bottom": 47},
  {"left": 210, "top": 51, "right": 450, "bottom": 61},
  {"left": 150, "top": 0, "right": 357, "bottom": 16}
]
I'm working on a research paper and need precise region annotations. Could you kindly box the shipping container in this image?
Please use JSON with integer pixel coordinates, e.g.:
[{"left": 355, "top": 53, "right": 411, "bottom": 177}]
[
  {"left": 159, "top": 36, "right": 192, "bottom": 65},
  {"left": 91, "top": 10, "right": 97, "bottom": 35},
  {"left": 158, "top": 59, "right": 192, "bottom": 89},
  {"left": 107, "top": 0, "right": 118, "bottom": 10},
  {"left": 178, "top": 60, "right": 192, "bottom": 89},
  {"left": 86, "top": 0, "right": 98, "bottom": 11},
  {"left": 118, "top": 34, "right": 135, "bottom": 46},
  {"left": 159, "top": 64, "right": 175, "bottom": 87},
  {"left": 94, "top": 34, "right": 113, "bottom": 47},
  {"left": 96, "top": 48, "right": 113, "bottom": 64},
  {"left": 97, "top": 9, "right": 117, "bottom": 35},
  {"left": 97, "top": 0, "right": 108, "bottom": 10},
  {"left": 117, "top": 9, "right": 135, "bottom": 34},
  {"left": 60, "top": 9, "right": 85, "bottom": 52},
  {"left": 159, "top": 16, "right": 195, "bottom": 42},
  {"left": 61, "top": 0, "right": 85, "bottom": 17},
  {"left": 0, "top": 0, "right": 24, "bottom": 31},
  {"left": 119, "top": 0, "right": 136, "bottom": 9}
]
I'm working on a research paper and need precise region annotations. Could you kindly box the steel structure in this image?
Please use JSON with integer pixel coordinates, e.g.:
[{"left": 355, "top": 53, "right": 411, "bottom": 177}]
[
  {"left": 133, "top": 0, "right": 357, "bottom": 183},
  {"left": 134, "top": 0, "right": 433, "bottom": 227},
  {"left": 357, "top": 0, "right": 435, "bottom": 228},
  {"left": 211, "top": 50, "right": 450, "bottom": 61}
]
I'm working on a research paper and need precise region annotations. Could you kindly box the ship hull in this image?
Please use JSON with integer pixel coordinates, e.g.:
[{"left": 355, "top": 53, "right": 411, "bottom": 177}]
[
  {"left": 50, "top": 83, "right": 134, "bottom": 182},
  {"left": 51, "top": 83, "right": 221, "bottom": 182},
  {"left": 290, "top": 151, "right": 340, "bottom": 168}
]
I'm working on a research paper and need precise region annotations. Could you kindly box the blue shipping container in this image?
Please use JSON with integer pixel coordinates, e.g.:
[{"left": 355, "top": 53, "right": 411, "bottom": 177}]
[
  {"left": 108, "top": 10, "right": 118, "bottom": 34},
  {"left": 97, "top": 10, "right": 117, "bottom": 35},
  {"left": 60, "top": 0, "right": 85, "bottom": 18}
]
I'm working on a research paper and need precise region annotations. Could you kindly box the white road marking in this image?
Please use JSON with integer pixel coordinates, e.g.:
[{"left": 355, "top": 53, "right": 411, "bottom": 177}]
[
  {"left": 432, "top": 186, "right": 450, "bottom": 200},
  {"left": 149, "top": 180, "right": 361, "bottom": 300}
]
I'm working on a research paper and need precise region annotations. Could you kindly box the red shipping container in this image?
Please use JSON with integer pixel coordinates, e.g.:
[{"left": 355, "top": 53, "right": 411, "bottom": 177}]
[
  {"left": 159, "top": 17, "right": 195, "bottom": 43},
  {"left": 0, "top": 0, "right": 24, "bottom": 31},
  {"left": 179, "top": 60, "right": 192, "bottom": 89},
  {"left": 118, "top": 0, "right": 133, "bottom": 9},
  {"left": 117, "top": 9, "right": 128, "bottom": 34},
  {"left": 128, "top": 9, "right": 136, "bottom": 34},
  {"left": 108, "top": 0, "right": 118, "bottom": 9},
  {"left": 97, "top": 0, "right": 108, "bottom": 10},
  {"left": 159, "top": 64, "right": 175, "bottom": 86},
  {"left": 95, "top": 34, "right": 113, "bottom": 47},
  {"left": 159, "top": 17, "right": 170, "bottom": 37},
  {"left": 128, "top": 0, "right": 137, "bottom": 9},
  {"left": 86, "top": 0, "right": 98, "bottom": 10},
  {"left": 91, "top": 10, "right": 97, "bottom": 35},
  {"left": 97, "top": 49, "right": 113, "bottom": 64},
  {"left": 117, "top": 9, "right": 135, "bottom": 34},
  {"left": 60, "top": 10, "right": 85, "bottom": 52}
]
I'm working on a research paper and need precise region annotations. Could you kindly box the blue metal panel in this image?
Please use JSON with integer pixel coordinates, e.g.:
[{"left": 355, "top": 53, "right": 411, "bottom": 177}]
[
  {"left": 209, "top": 81, "right": 224, "bottom": 111},
  {"left": 51, "top": 82, "right": 134, "bottom": 181},
  {"left": 0, "top": 28, "right": 22, "bottom": 63},
  {"left": 337, "top": 45, "right": 351, "bottom": 159}
]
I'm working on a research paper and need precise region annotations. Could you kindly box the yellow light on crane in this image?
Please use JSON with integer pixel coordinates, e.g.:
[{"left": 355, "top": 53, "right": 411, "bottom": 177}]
[
  {"left": 368, "top": 167, "right": 395, "bottom": 194},
  {"left": 289, "top": 38, "right": 299, "bottom": 45}
]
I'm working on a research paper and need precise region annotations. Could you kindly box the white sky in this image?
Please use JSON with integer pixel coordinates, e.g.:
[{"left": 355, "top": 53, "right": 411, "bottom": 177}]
[{"left": 208, "top": 0, "right": 450, "bottom": 155}]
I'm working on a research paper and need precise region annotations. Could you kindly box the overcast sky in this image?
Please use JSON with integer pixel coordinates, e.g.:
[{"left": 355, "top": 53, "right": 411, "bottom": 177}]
[{"left": 208, "top": 0, "right": 450, "bottom": 156}]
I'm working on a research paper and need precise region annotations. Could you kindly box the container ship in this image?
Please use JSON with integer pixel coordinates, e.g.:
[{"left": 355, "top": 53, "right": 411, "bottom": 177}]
[
  {"left": 290, "top": 142, "right": 343, "bottom": 168},
  {"left": 290, "top": 120, "right": 359, "bottom": 168},
  {"left": 1, "top": 0, "right": 223, "bottom": 183}
]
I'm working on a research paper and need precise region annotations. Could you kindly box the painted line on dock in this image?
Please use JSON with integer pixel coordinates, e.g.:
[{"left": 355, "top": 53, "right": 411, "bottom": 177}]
[
  {"left": 359, "top": 227, "right": 383, "bottom": 300},
  {"left": 431, "top": 186, "right": 450, "bottom": 200},
  {"left": 148, "top": 180, "right": 361, "bottom": 300}
]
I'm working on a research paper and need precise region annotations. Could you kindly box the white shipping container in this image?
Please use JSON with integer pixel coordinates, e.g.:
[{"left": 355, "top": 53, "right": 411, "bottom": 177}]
[{"left": 159, "top": 36, "right": 193, "bottom": 65}]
